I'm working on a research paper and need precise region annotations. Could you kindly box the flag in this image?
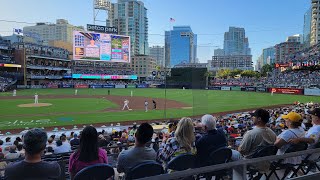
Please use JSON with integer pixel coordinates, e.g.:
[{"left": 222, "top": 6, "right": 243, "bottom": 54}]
[
  {"left": 170, "top": 18, "right": 175, "bottom": 22},
  {"left": 13, "top": 28, "right": 23, "bottom": 35}
]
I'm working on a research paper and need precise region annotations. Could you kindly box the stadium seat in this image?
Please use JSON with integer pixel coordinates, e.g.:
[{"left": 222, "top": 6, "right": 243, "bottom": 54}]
[
  {"left": 267, "top": 143, "right": 308, "bottom": 180},
  {"left": 74, "top": 164, "right": 114, "bottom": 180},
  {"left": 290, "top": 142, "right": 320, "bottom": 178},
  {"left": 247, "top": 145, "right": 278, "bottom": 180},
  {"left": 125, "top": 161, "right": 164, "bottom": 180},
  {"left": 166, "top": 153, "right": 196, "bottom": 172},
  {"left": 199, "top": 147, "right": 232, "bottom": 180}
]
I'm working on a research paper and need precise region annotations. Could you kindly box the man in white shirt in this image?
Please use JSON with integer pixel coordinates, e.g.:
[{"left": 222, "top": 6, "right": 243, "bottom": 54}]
[
  {"left": 122, "top": 99, "right": 130, "bottom": 110},
  {"left": 34, "top": 93, "right": 39, "bottom": 104},
  {"left": 53, "top": 140, "right": 71, "bottom": 154}
]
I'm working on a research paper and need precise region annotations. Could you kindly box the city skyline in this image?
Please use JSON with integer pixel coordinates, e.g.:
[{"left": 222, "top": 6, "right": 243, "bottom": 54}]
[{"left": 0, "top": 0, "right": 310, "bottom": 65}]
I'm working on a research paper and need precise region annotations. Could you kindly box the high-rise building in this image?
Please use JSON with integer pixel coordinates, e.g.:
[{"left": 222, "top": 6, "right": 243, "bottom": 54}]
[
  {"left": 256, "top": 54, "right": 263, "bottom": 71},
  {"left": 214, "top": 48, "right": 225, "bottom": 56},
  {"left": 165, "top": 26, "right": 197, "bottom": 68},
  {"left": 223, "top": 27, "right": 251, "bottom": 55},
  {"left": 130, "top": 55, "right": 156, "bottom": 79},
  {"left": 209, "top": 55, "right": 253, "bottom": 71},
  {"left": 286, "top": 34, "right": 303, "bottom": 43},
  {"left": 311, "top": 0, "right": 320, "bottom": 46},
  {"left": 262, "top": 47, "right": 276, "bottom": 65},
  {"left": 23, "top": 19, "right": 83, "bottom": 45},
  {"left": 304, "top": 7, "right": 312, "bottom": 48},
  {"left": 275, "top": 42, "right": 301, "bottom": 63},
  {"left": 149, "top": 46, "right": 165, "bottom": 67},
  {"left": 108, "top": 0, "right": 149, "bottom": 55}
]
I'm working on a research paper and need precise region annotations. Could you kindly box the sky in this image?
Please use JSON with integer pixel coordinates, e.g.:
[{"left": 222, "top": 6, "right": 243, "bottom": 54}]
[{"left": 0, "top": 0, "right": 310, "bottom": 65}]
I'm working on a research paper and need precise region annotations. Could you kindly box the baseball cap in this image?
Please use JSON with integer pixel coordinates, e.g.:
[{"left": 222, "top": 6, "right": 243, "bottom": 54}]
[
  {"left": 250, "top": 109, "right": 270, "bottom": 123},
  {"left": 282, "top": 112, "right": 302, "bottom": 122},
  {"left": 308, "top": 108, "right": 320, "bottom": 118}
]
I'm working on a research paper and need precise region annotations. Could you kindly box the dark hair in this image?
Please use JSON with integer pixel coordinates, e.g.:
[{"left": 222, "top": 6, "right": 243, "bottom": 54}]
[
  {"left": 13, "top": 140, "right": 19, "bottom": 147},
  {"left": 50, "top": 135, "right": 56, "bottom": 140},
  {"left": 16, "top": 137, "right": 22, "bottom": 142},
  {"left": 56, "top": 140, "right": 62, "bottom": 146},
  {"left": 0, "top": 140, "right": 3, "bottom": 146},
  {"left": 252, "top": 109, "right": 270, "bottom": 124},
  {"left": 61, "top": 136, "right": 67, "bottom": 141},
  {"left": 76, "top": 126, "right": 99, "bottom": 162},
  {"left": 17, "top": 144, "right": 23, "bottom": 151},
  {"left": 0, "top": 153, "right": 4, "bottom": 159},
  {"left": 47, "top": 146, "right": 54, "bottom": 153},
  {"left": 23, "top": 129, "right": 47, "bottom": 155},
  {"left": 48, "top": 138, "right": 53, "bottom": 144},
  {"left": 5, "top": 137, "right": 10, "bottom": 142},
  {"left": 291, "top": 120, "right": 303, "bottom": 128},
  {"left": 135, "top": 123, "right": 153, "bottom": 144}
]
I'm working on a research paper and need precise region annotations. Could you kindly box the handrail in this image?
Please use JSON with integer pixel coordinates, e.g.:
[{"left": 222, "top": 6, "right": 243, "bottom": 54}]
[{"left": 138, "top": 148, "right": 320, "bottom": 180}]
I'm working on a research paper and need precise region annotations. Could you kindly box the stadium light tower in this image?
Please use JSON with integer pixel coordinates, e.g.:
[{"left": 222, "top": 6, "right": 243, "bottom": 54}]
[{"left": 93, "top": 0, "right": 111, "bottom": 25}]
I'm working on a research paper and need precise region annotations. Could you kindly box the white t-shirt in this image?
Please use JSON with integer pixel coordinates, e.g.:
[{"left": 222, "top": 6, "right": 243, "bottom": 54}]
[
  {"left": 145, "top": 102, "right": 148, "bottom": 106},
  {"left": 305, "top": 124, "right": 320, "bottom": 159},
  {"left": 277, "top": 128, "right": 305, "bottom": 164}
]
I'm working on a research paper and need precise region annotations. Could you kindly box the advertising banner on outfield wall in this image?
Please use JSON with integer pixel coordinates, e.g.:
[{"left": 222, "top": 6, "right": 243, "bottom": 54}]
[
  {"left": 231, "top": 86, "right": 241, "bottom": 91},
  {"left": 126, "top": 84, "right": 136, "bottom": 88},
  {"left": 90, "top": 85, "right": 103, "bottom": 88},
  {"left": 304, "top": 88, "right": 320, "bottom": 96},
  {"left": 208, "top": 86, "right": 221, "bottom": 90},
  {"left": 115, "top": 85, "right": 126, "bottom": 89},
  {"left": 17, "top": 85, "right": 29, "bottom": 89},
  {"left": 103, "top": 85, "right": 115, "bottom": 88},
  {"left": 256, "top": 87, "right": 267, "bottom": 92},
  {"left": 221, "top": 86, "right": 231, "bottom": 91},
  {"left": 137, "top": 84, "right": 149, "bottom": 88},
  {"left": 246, "top": 87, "right": 256, "bottom": 92},
  {"left": 61, "top": 84, "right": 73, "bottom": 88},
  {"left": 75, "top": 84, "right": 89, "bottom": 89},
  {"left": 47, "top": 85, "right": 59, "bottom": 89},
  {"left": 270, "top": 88, "right": 303, "bottom": 95},
  {"left": 31, "top": 85, "right": 45, "bottom": 89}
]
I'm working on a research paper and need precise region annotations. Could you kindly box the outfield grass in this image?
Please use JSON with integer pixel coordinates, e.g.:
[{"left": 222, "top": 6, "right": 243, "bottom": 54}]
[{"left": 0, "top": 88, "right": 319, "bottom": 130}]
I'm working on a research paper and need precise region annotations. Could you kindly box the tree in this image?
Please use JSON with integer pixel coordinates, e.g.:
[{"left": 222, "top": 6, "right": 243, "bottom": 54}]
[
  {"left": 230, "top": 69, "right": 243, "bottom": 78},
  {"left": 261, "top": 64, "right": 273, "bottom": 77},
  {"left": 216, "top": 69, "right": 232, "bottom": 78},
  {"left": 241, "top": 70, "right": 260, "bottom": 78}
]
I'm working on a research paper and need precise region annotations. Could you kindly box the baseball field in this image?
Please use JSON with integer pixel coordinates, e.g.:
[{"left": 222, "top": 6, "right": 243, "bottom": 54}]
[{"left": 0, "top": 88, "right": 319, "bottom": 131}]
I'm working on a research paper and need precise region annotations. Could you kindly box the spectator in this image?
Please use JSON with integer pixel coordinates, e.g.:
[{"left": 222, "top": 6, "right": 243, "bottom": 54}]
[
  {"left": 4, "top": 138, "right": 12, "bottom": 146},
  {"left": 234, "top": 109, "right": 277, "bottom": 179},
  {"left": 128, "top": 124, "right": 137, "bottom": 142},
  {"left": 47, "top": 137, "right": 56, "bottom": 149},
  {"left": 69, "top": 126, "right": 108, "bottom": 179},
  {"left": 4, "top": 129, "right": 61, "bottom": 180},
  {"left": 196, "top": 114, "right": 227, "bottom": 167},
  {"left": 0, "top": 140, "right": 3, "bottom": 152},
  {"left": 16, "top": 144, "right": 25, "bottom": 158},
  {"left": 117, "top": 123, "right": 156, "bottom": 174},
  {"left": 158, "top": 117, "right": 196, "bottom": 163},
  {"left": 70, "top": 133, "right": 80, "bottom": 147},
  {"left": 53, "top": 140, "right": 70, "bottom": 154},
  {"left": 98, "top": 134, "right": 109, "bottom": 147},
  {"left": 0, "top": 153, "right": 7, "bottom": 177},
  {"left": 4, "top": 146, "right": 21, "bottom": 160}
]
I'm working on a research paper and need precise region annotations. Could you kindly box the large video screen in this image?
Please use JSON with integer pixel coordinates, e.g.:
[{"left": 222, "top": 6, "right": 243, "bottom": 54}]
[{"left": 73, "top": 31, "right": 130, "bottom": 63}]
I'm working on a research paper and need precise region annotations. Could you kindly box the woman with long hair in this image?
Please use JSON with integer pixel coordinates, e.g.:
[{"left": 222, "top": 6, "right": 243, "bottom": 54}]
[
  {"left": 158, "top": 117, "right": 196, "bottom": 163},
  {"left": 69, "top": 126, "right": 108, "bottom": 179}
]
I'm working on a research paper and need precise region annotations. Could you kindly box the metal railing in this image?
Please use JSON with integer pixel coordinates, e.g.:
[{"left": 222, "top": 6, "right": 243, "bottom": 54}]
[{"left": 138, "top": 148, "right": 320, "bottom": 180}]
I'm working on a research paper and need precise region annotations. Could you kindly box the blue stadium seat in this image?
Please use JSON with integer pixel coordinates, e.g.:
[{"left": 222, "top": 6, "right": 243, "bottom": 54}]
[
  {"left": 74, "top": 164, "right": 114, "bottom": 180},
  {"left": 125, "top": 161, "right": 164, "bottom": 180}
]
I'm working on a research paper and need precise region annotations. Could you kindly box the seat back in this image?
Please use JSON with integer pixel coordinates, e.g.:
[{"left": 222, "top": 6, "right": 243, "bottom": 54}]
[
  {"left": 251, "top": 145, "right": 278, "bottom": 158},
  {"left": 208, "top": 147, "right": 232, "bottom": 165},
  {"left": 74, "top": 164, "right": 114, "bottom": 180},
  {"left": 125, "top": 161, "right": 164, "bottom": 180},
  {"left": 167, "top": 154, "right": 196, "bottom": 171},
  {"left": 286, "top": 143, "right": 308, "bottom": 153}
]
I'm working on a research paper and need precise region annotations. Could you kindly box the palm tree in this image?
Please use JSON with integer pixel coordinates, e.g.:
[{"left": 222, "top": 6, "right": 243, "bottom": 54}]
[{"left": 204, "top": 71, "right": 213, "bottom": 88}]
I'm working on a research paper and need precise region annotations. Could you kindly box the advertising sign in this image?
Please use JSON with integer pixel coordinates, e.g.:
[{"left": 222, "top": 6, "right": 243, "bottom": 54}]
[
  {"left": 90, "top": 85, "right": 103, "bottom": 88},
  {"left": 304, "top": 88, "right": 320, "bottom": 96},
  {"left": 231, "top": 86, "right": 241, "bottom": 91},
  {"left": 208, "top": 86, "right": 221, "bottom": 90},
  {"left": 87, "top": 24, "right": 118, "bottom": 34},
  {"left": 61, "top": 84, "right": 72, "bottom": 88},
  {"left": 245, "top": 87, "right": 256, "bottom": 92},
  {"left": 47, "top": 85, "right": 59, "bottom": 89},
  {"left": 75, "top": 84, "right": 89, "bottom": 89},
  {"left": 137, "top": 84, "right": 149, "bottom": 88},
  {"left": 72, "top": 74, "right": 137, "bottom": 80},
  {"left": 221, "top": 86, "right": 231, "bottom": 91},
  {"left": 256, "top": 87, "right": 267, "bottom": 92},
  {"left": 115, "top": 85, "right": 126, "bottom": 89},
  {"left": 73, "top": 31, "right": 130, "bottom": 63},
  {"left": 270, "top": 88, "right": 303, "bottom": 95},
  {"left": 103, "top": 85, "right": 115, "bottom": 88},
  {"left": 127, "top": 84, "right": 137, "bottom": 88}
]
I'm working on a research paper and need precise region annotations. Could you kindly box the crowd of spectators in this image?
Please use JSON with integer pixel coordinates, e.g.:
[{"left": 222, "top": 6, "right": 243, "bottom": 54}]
[
  {"left": 0, "top": 102, "right": 319, "bottom": 179},
  {"left": 212, "top": 70, "right": 320, "bottom": 89},
  {"left": 72, "top": 69, "right": 134, "bottom": 75},
  {"left": 0, "top": 77, "right": 13, "bottom": 92},
  {"left": 42, "top": 80, "right": 137, "bottom": 86}
]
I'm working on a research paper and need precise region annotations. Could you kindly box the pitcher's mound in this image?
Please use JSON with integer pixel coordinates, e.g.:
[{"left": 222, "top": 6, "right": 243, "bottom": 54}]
[{"left": 18, "top": 103, "right": 52, "bottom": 107}]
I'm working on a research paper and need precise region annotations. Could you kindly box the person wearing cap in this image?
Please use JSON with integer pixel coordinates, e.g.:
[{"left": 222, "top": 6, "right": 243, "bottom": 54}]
[
  {"left": 274, "top": 112, "right": 305, "bottom": 165},
  {"left": 288, "top": 108, "right": 320, "bottom": 159},
  {"left": 70, "top": 133, "right": 80, "bottom": 147},
  {"left": 233, "top": 109, "right": 277, "bottom": 180}
]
